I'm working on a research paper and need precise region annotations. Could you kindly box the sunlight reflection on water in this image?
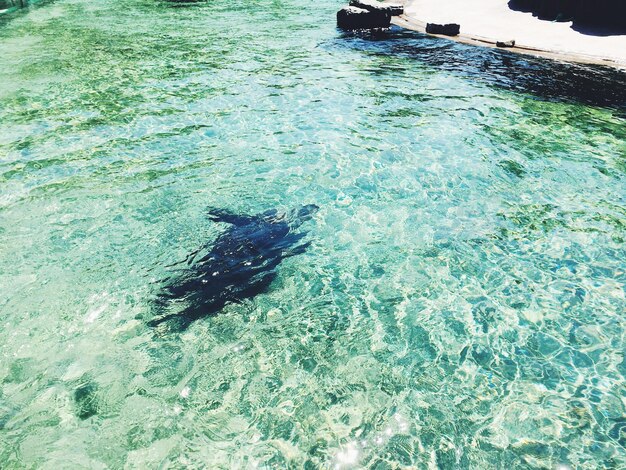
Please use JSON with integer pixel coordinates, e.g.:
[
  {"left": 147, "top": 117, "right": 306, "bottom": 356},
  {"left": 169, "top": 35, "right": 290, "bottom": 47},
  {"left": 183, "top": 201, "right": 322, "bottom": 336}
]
[{"left": 0, "top": 0, "right": 625, "bottom": 467}]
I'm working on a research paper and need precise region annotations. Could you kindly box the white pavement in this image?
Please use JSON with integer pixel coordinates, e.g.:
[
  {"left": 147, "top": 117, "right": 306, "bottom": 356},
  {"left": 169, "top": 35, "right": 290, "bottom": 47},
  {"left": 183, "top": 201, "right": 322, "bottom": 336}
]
[{"left": 402, "top": 0, "right": 626, "bottom": 67}]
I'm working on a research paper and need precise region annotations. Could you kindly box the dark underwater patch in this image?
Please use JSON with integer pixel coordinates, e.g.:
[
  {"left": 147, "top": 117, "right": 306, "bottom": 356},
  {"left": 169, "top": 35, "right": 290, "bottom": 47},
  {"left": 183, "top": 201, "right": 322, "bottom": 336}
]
[
  {"left": 498, "top": 159, "right": 527, "bottom": 178},
  {"left": 148, "top": 205, "right": 318, "bottom": 332},
  {"left": 74, "top": 380, "right": 99, "bottom": 420},
  {"left": 328, "top": 26, "right": 626, "bottom": 110}
]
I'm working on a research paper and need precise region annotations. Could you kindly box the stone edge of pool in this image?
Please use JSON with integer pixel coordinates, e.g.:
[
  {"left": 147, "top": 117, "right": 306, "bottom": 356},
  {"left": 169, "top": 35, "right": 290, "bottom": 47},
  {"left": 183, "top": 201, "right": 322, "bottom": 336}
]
[{"left": 388, "top": 0, "right": 626, "bottom": 70}]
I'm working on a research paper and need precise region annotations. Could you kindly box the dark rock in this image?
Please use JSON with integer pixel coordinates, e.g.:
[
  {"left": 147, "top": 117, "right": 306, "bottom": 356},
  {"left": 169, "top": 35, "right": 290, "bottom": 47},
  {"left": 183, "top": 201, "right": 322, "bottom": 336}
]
[
  {"left": 508, "top": 0, "right": 626, "bottom": 30},
  {"left": 349, "top": 0, "right": 403, "bottom": 16},
  {"left": 337, "top": 6, "right": 391, "bottom": 30},
  {"left": 349, "top": 0, "right": 387, "bottom": 12},
  {"left": 496, "top": 39, "right": 516, "bottom": 47},
  {"left": 425, "top": 23, "right": 461, "bottom": 36},
  {"left": 508, "top": 0, "right": 567, "bottom": 20},
  {"left": 388, "top": 4, "right": 404, "bottom": 16}
]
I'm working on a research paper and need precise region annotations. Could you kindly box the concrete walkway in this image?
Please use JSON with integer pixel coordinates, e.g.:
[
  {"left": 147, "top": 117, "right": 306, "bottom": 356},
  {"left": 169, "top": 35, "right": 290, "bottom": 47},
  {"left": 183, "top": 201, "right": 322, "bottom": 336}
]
[{"left": 395, "top": 0, "right": 626, "bottom": 68}]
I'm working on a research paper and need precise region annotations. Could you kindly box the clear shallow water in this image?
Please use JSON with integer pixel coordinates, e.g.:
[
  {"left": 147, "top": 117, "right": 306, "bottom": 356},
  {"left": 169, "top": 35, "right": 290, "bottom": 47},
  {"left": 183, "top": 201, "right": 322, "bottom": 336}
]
[{"left": 1, "top": 0, "right": 625, "bottom": 467}]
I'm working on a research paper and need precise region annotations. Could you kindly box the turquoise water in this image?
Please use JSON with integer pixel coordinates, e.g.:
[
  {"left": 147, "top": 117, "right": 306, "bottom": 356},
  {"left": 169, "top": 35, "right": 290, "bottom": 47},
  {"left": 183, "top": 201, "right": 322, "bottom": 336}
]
[{"left": 1, "top": 0, "right": 626, "bottom": 467}]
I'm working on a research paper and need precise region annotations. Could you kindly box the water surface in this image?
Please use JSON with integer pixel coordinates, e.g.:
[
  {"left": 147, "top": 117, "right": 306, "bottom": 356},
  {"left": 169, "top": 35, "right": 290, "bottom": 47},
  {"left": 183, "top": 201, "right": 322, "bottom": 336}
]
[{"left": 1, "top": 0, "right": 625, "bottom": 468}]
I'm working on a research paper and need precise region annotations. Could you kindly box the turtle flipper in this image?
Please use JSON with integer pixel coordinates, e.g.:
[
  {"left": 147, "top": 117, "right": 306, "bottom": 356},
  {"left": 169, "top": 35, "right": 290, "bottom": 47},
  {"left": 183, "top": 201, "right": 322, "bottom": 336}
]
[{"left": 207, "top": 208, "right": 254, "bottom": 226}]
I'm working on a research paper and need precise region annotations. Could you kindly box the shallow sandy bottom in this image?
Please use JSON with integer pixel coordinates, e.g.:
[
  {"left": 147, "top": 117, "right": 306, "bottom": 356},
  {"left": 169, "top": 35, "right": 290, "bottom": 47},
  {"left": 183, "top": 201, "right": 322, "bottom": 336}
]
[{"left": 403, "top": 0, "right": 626, "bottom": 66}]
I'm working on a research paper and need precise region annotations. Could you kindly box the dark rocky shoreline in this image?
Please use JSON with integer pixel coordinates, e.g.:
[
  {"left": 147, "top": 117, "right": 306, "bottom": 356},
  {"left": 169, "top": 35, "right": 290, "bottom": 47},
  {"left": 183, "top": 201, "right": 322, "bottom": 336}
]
[
  {"left": 509, "top": 0, "right": 626, "bottom": 30},
  {"left": 337, "top": 0, "right": 403, "bottom": 30}
]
